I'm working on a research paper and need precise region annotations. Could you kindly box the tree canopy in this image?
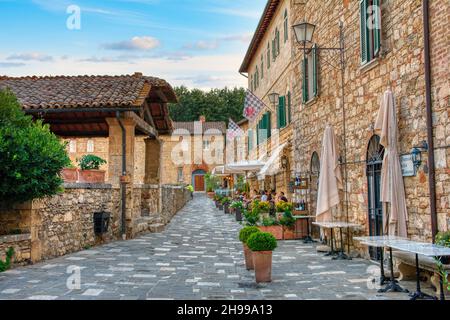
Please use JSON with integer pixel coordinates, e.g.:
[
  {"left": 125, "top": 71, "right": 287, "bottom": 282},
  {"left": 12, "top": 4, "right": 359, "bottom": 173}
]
[
  {"left": 0, "top": 89, "right": 70, "bottom": 204},
  {"left": 168, "top": 86, "right": 246, "bottom": 123}
]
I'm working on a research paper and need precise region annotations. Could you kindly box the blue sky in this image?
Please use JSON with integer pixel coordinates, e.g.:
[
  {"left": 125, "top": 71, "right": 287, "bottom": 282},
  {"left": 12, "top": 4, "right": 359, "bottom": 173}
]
[{"left": 0, "top": 0, "right": 266, "bottom": 89}]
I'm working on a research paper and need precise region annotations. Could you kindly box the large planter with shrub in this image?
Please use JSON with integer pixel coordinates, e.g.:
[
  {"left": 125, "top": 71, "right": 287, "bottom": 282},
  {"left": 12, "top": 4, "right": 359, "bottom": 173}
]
[
  {"left": 282, "top": 226, "right": 296, "bottom": 240},
  {"left": 77, "top": 155, "right": 107, "bottom": 184},
  {"left": 61, "top": 168, "right": 78, "bottom": 183},
  {"left": 239, "top": 227, "right": 260, "bottom": 271},
  {"left": 247, "top": 232, "right": 277, "bottom": 283},
  {"left": 280, "top": 211, "right": 296, "bottom": 240},
  {"left": 230, "top": 201, "right": 244, "bottom": 222},
  {"left": 78, "top": 169, "right": 106, "bottom": 183},
  {"left": 259, "top": 226, "right": 283, "bottom": 241}
]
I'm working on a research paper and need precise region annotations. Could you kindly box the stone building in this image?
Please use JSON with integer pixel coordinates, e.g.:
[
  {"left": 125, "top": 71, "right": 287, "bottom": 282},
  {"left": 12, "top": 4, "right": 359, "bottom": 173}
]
[
  {"left": 239, "top": 0, "right": 295, "bottom": 197},
  {"left": 160, "top": 116, "right": 227, "bottom": 192},
  {"left": 288, "top": 0, "right": 449, "bottom": 252},
  {"left": 0, "top": 73, "right": 191, "bottom": 264}
]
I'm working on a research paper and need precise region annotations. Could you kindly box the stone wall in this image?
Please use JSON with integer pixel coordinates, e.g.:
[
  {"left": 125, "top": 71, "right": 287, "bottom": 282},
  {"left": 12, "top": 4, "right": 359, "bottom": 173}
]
[
  {"left": 0, "top": 183, "right": 191, "bottom": 267},
  {"left": 0, "top": 234, "right": 31, "bottom": 265},
  {"left": 289, "top": 0, "right": 449, "bottom": 249}
]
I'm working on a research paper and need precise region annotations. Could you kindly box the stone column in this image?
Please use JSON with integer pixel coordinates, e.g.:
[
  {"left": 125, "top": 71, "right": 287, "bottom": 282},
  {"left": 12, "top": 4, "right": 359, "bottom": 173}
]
[
  {"left": 106, "top": 117, "right": 136, "bottom": 238},
  {"left": 144, "top": 138, "right": 161, "bottom": 185}
]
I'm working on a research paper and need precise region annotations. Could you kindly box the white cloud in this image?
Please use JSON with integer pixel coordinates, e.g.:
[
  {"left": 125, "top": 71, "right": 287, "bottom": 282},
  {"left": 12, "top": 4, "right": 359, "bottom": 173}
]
[
  {"left": 7, "top": 52, "right": 53, "bottom": 62},
  {"left": 102, "top": 36, "right": 161, "bottom": 51},
  {"left": 183, "top": 40, "right": 219, "bottom": 51}
]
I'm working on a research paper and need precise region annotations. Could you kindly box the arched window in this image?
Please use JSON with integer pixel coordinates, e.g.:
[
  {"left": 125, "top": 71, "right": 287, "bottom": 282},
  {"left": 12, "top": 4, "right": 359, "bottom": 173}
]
[
  {"left": 284, "top": 9, "right": 289, "bottom": 42},
  {"left": 366, "top": 135, "right": 385, "bottom": 165},
  {"left": 310, "top": 152, "right": 320, "bottom": 177}
]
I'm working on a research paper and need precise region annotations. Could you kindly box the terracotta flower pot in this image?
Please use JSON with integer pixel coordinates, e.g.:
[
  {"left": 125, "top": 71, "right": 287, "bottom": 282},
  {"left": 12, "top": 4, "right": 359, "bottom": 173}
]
[
  {"left": 78, "top": 170, "right": 106, "bottom": 184},
  {"left": 61, "top": 168, "right": 78, "bottom": 183},
  {"left": 283, "top": 226, "right": 295, "bottom": 240},
  {"left": 253, "top": 251, "right": 273, "bottom": 283},
  {"left": 243, "top": 244, "right": 254, "bottom": 270},
  {"left": 259, "top": 226, "right": 283, "bottom": 240}
]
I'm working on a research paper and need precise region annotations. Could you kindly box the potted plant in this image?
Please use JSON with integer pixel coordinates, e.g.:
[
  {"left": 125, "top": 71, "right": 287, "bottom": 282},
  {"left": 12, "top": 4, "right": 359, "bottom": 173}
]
[
  {"left": 61, "top": 163, "right": 78, "bottom": 183},
  {"left": 205, "top": 173, "right": 220, "bottom": 199},
  {"left": 257, "top": 201, "right": 271, "bottom": 219},
  {"left": 247, "top": 232, "right": 277, "bottom": 283},
  {"left": 222, "top": 197, "right": 231, "bottom": 214},
  {"left": 436, "top": 231, "right": 450, "bottom": 264},
  {"left": 239, "top": 226, "right": 260, "bottom": 271},
  {"left": 276, "top": 202, "right": 293, "bottom": 218},
  {"left": 77, "top": 155, "right": 107, "bottom": 183},
  {"left": 213, "top": 194, "right": 222, "bottom": 208},
  {"left": 280, "top": 210, "right": 296, "bottom": 240},
  {"left": 230, "top": 200, "right": 244, "bottom": 222},
  {"left": 243, "top": 208, "right": 260, "bottom": 227},
  {"left": 259, "top": 217, "right": 283, "bottom": 240}
]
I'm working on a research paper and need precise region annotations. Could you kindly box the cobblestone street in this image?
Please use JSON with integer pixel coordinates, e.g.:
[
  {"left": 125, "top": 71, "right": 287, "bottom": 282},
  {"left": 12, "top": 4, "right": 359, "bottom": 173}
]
[{"left": 0, "top": 195, "right": 421, "bottom": 300}]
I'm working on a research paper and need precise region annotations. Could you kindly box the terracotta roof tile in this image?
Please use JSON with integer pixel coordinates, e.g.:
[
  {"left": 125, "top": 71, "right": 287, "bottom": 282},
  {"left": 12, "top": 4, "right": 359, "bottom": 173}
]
[{"left": 0, "top": 73, "right": 176, "bottom": 110}]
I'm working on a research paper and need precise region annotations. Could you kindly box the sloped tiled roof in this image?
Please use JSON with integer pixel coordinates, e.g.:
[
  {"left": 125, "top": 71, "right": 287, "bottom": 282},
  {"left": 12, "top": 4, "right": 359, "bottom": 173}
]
[
  {"left": 173, "top": 121, "right": 226, "bottom": 135},
  {"left": 0, "top": 73, "right": 177, "bottom": 110}
]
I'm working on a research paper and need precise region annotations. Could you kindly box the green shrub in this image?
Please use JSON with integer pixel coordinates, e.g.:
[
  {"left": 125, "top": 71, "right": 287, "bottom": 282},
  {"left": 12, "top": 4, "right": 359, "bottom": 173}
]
[
  {"left": 276, "top": 202, "right": 293, "bottom": 213},
  {"left": 258, "top": 201, "right": 271, "bottom": 212},
  {"left": 279, "top": 211, "right": 295, "bottom": 228},
  {"left": 262, "top": 217, "right": 280, "bottom": 227},
  {"left": 247, "top": 232, "right": 277, "bottom": 252},
  {"left": 77, "top": 154, "right": 107, "bottom": 170},
  {"left": 0, "top": 90, "right": 71, "bottom": 204},
  {"left": 243, "top": 209, "right": 260, "bottom": 226},
  {"left": 230, "top": 200, "right": 244, "bottom": 210},
  {"left": 239, "top": 226, "right": 260, "bottom": 243},
  {"left": 436, "top": 231, "right": 450, "bottom": 248},
  {"left": 0, "top": 247, "right": 15, "bottom": 272}
]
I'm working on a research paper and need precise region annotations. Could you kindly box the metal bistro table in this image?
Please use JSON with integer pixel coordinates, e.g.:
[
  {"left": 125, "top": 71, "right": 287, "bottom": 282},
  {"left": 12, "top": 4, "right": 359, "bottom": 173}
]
[
  {"left": 354, "top": 236, "right": 410, "bottom": 293},
  {"left": 388, "top": 241, "right": 450, "bottom": 301},
  {"left": 293, "top": 215, "right": 316, "bottom": 244},
  {"left": 313, "top": 222, "right": 361, "bottom": 260}
]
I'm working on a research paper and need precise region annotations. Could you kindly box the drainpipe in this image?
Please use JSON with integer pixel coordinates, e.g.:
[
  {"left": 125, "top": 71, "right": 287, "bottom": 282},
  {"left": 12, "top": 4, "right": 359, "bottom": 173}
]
[
  {"left": 116, "top": 112, "right": 127, "bottom": 239},
  {"left": 422, "top": 0, "right": 438, "bottom": 242}
]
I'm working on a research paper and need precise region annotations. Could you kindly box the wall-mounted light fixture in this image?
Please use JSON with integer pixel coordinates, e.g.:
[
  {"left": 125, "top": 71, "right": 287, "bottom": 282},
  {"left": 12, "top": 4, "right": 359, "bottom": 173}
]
[{"left": 411, "top": 140, "right": 429, "bottom": 169}]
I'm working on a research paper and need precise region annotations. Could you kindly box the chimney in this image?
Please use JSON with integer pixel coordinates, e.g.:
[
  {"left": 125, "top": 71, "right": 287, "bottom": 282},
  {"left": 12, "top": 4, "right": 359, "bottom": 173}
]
[
  {"left": 199, "top": 115, "right": 206, "bottom": 123},
  {"left": 133, "top": 72, "right": 143, "bottom": 77}
]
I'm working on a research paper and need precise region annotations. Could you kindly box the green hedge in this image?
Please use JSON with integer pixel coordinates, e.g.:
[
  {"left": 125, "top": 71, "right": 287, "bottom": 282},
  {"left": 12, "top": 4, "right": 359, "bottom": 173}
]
[
  {"left": 239, "top": 226, "right": 260, "bottom": 243},
  {"left": 0, "top": 89, "right": 70, "bottom": 204},
  {"left": 247, "top": 232, "right": 277, "bottom": 252}
]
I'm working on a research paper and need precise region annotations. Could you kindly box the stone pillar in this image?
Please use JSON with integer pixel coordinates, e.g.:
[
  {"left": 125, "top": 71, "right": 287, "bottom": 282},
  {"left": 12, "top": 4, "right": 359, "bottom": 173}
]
[
  {"left": 144, "top": 138, "right": 161, "bottom": 185},
  {"left": 106, "top": 117, "right": 136, "bottom": 238}
]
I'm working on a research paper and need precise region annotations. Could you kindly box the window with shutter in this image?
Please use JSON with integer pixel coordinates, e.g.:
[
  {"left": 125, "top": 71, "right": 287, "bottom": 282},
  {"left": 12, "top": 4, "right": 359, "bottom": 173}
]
[
  {"left": 287, "top": 91, "right": 292, "bottom": 123},
  {"left": 284, "top": 9, "right": 288, "bottom": 43},
  {"left": 360, "top": 0, "right": 368, "bottom": 64},
  {"left": 261, "top": 55, "right": 264, "bottom": 79},
  {"left": 302, "top": 57, "right": 308, "bottom": 103},
  {"left": 266, "top": 112, "right": 272, "bottom": 139},
  {"left": 267, "top": 43, "right": 271, "bottom": 69},
  {"left": 312, "top": 45, "right": 318, "bottom": 97},
  {"left": 278, "top": 96, "right": 286, "bottom": 129},
  {"left": 361, "top": 0, "right": 382, "bottom": 65}
]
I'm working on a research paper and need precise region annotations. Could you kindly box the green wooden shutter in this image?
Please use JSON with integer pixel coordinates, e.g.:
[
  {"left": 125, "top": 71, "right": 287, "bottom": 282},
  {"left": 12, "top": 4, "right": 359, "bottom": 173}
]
[
  {"left": 287, "top": 91, "right": 292, "bottom": 123},
  {"left": 373, "top": 0, "right": 381, "bottom": 56},
  {"left": 266, "top": 112, "right": 272, "bottom": 138},
  {"left": 278, "top": 96, "right": 286, "bottom": 128},
  {"left": 360, "top": 0, "right": 368, "bottom": 64},
  {"left": 312, "top": 44, "right": 318, "bottom": 97},
  {"left": 272, "top": 39, "right": 276, "bottom": 61},
  {"left": 302, "top": 58, "right": 308, "bottom": 103}
]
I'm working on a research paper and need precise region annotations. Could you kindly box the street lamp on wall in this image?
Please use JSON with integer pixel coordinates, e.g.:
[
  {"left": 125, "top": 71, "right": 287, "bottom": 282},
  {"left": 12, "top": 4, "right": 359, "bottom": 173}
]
[
  {"left": 411, "top": 140, "right": 429, "bottom": 170},
  {"left": 268, "top": 92, "right": 280, "bottom": 106},
  {"left": 292, "top": 22, "right": 316, "bottom": 44}
]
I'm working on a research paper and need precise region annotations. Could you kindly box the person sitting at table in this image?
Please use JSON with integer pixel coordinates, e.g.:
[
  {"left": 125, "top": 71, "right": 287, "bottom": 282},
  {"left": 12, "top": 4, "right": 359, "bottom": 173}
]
[
  {"left": 278, "top": 192, "right": 288, "bottom": 203},
  {"left": 261, "top": 190, "right": 268, "bottom": 202}
]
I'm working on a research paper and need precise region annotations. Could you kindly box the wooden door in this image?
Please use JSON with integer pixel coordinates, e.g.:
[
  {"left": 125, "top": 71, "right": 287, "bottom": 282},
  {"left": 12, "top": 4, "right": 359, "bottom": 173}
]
[{"left": 194, "top": 175, "right": 205, "bottom": 192}]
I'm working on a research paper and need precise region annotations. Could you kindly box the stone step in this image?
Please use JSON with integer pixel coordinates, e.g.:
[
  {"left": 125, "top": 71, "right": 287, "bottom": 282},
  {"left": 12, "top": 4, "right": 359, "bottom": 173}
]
[{"left": 148, "top": 223, "right": 165, "bottom": 233}]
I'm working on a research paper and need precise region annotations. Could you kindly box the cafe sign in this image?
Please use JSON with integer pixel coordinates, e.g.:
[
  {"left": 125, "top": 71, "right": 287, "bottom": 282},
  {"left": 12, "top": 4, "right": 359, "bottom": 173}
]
[{"left": 400, "top": 154, "right": 416, "bottom": 177}]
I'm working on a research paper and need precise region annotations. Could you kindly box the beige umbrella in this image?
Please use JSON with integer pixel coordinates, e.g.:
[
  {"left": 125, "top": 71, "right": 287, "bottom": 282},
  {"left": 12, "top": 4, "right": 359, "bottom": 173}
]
[
  {"left": 316, "top": 125, "right": 343, "bottom": 222},
  {"left": 374, "top": 89, "right": 408, "bottom": 237}
]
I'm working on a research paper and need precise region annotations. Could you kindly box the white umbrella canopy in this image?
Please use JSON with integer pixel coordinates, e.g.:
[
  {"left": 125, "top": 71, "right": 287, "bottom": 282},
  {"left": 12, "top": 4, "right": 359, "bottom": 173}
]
[
  {"left": 374, "top": 89, "right": 409, "bottom": 237},
  {"left": 257, "top": 143, "right": 287, "bottom": 180},
  {"left": 225, "top": 160, "right": 265, "bottom": 174},
  {"left": 316, "top": 125, "right": 343, "bottom": 222}
]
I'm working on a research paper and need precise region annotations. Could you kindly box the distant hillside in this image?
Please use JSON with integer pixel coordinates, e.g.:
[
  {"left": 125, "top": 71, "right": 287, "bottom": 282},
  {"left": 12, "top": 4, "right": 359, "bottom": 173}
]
[{"left": 168, "top": 86, "right": 246, "bottom": 124}]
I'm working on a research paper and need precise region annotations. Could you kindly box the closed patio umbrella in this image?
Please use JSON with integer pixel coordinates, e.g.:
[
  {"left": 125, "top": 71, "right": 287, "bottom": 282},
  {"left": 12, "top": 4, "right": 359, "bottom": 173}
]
[
  {"left": 374, "top": 89, "right": 408, "bottom": 237},
  {"left": 316, "top": 125, "right": 343, "bottom": 222}
]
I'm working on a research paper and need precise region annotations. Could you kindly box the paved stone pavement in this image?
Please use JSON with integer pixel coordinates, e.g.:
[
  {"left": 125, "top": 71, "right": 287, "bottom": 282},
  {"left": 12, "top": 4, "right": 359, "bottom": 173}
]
[{"left": 0, "top": 194, "right": 429, "bottom": 300}]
